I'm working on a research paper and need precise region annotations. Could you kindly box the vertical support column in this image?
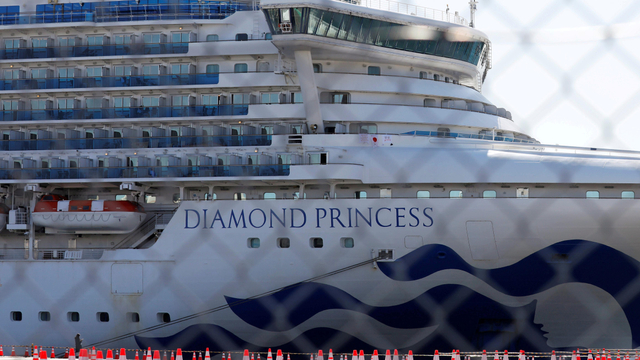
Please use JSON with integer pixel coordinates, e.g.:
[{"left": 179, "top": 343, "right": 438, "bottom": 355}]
[
  {"left": 29, "top": 191, "right": 36, "bottom": 260},
  {"left": 294, "top": 50, "right": 324, "bottom": 134}
]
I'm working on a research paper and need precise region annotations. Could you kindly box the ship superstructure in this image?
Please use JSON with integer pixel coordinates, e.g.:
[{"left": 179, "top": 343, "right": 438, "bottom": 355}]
[{"left": 0, "top": 0, "right": 639, "bottom": 354}]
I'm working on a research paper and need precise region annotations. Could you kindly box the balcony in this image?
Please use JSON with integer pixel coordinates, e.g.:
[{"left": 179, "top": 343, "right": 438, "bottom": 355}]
[
  {"left": 0, "top": 43, "right": 189, "bottom": 60},
  {"left": 0, "top": 134, "right": 272, "bottom": 151},
  {"left": 0, "top": 164, "right": 290, "bottom": 180},
  {"left": 0, "top": 104, "right": 248, "bottom": 122},
  {"left": 0, "top": 73, "right": 220, "bottom": 90}
]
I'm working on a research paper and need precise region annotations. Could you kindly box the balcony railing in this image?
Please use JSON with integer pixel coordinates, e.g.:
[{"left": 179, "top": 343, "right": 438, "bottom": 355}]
[
  {"left": 0, "top": 73, "right": 220, "bottom": 90},
  {"left": 0, "top": 134, "right": 272, "bottom": 151},
  {"left": 0, "top": 164, "right": 291, "bottom": 180},
  {"left": 0, "top": 104, "right": 249, "bottom": 122},
  {"left": 0, "top": 43, "right": 189, "bottom": 60}
]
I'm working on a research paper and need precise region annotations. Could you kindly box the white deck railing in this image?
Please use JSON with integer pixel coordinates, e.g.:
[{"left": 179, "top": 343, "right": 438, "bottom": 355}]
[{"left": 344, "top": 0, "right": 468, "bottom": 26}]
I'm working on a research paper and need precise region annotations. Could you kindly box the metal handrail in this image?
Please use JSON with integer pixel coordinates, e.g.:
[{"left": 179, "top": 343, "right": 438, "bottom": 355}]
[{"left": 356, "top": 0, "right": 467, "bottom": 26}]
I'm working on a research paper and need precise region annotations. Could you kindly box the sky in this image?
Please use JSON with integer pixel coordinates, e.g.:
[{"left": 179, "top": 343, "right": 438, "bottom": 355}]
[{"left": 399, "top": 0, "right": 640, "bottom": 150}]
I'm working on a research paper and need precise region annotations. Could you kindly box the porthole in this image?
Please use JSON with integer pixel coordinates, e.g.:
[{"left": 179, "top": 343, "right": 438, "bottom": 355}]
[
  {"left": 277, "top": 237, "right": 290, "bottom": 248},
  {"left": 68, "top": 312, "right": 80, "bottom": 322},
  {"left": 97, "top": 312, "right": 109, "bottom": 322},
  {"left": 341, "top": 237, "right": 354, "bottom": 248},
  {"left": 10, "top": 311, "right": 22, "bottom": 321},
  {"left": 39, "top": 311, "right": 51, "bottom": 322},
  {"left": 157, "top": 312, "right": 171, "bottom": 323},
  {"left": 310, "top": 237, "right": 323, "bottom": 248},
  {"left": 248, "top": 238, "right": 260, "bottom": 248}
]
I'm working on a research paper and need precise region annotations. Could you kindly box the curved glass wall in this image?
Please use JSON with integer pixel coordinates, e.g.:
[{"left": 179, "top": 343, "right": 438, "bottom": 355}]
[{"left": 264, "top": 7, "right": 485, "bottom": 66}]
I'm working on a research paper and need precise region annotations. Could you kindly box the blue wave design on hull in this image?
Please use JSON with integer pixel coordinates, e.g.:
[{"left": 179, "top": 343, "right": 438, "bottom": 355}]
[
  {"left": 137, "top": 285, "right": 545, "bottom": 353},
  {"left": 139, "top": 240, "right": 640, "bottom": 351}
]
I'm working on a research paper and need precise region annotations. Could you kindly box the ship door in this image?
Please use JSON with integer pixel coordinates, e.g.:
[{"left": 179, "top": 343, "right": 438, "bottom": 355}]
[{"left": 466, "top": 221, "right": 499, "bottom": 260}]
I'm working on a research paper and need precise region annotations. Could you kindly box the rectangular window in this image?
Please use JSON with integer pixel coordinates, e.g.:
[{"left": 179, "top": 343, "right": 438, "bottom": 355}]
[
  {"left": 277, "top": 237, "right": 290, "bottom": 248},
  {"left": 449, "top": 190, "right": 463, "bottom": 198},
  {"left": 97, "top": 312, "right": 110, "bottom": 322},
  {"left": 142, "top": 65, "right": 160, "bottom": 75},
  {"left": 263, "top": 192, "right": 276, "bottom": 199},
  {"left": 39, "top": 312, "right": 51, "bottom": 322},
  {"left": 234, "top": 63, "right": 248, "bottom": 73},
  {"left": 114, "top": 35, "right": 132, "bottom": 45},
  {"left": 291, "top": 92, "right": 303, "bottom": 104},
  {"left": 171, "top": 64, "right": 190, "bottom": 74},
  {"left": 232, "top": 93, "right": 250, "bottom": 105},
  {"left": 86, "top": 67, "right": 102, "bottom": 77},
  {"left": 142, "top": 97, "right": 160, "bottom": 107},
  {"left": 354, "top": 191, "right": 367, "bottom": 199},
  {"left": 380, "top": 188, "right": 392, "bottom": 198},
  {"left": 114, "top": 97, "right": 131, "bottom": 108},
  {"left": 4, "top": 69, "right": 20, "bottom": 79},
  {"left": 248, "top": 238, "right": 260, "bottom": 248},
  {"left": 31, "top": 69, "right": 48, "bottom": 78},
  {"left": 115, "top": 66, "right": 133, "bottom": 76},
  {"left": 30, "top": 99, "right": 49, "bottom": 110},
  {"left": 341, "top": 237, "right": 354, "bottom": 248},
  {"left": 143, "top": 34, "right": 162, "bottom": 43},
  {"left": 206, "top": 34, "right": 219, "bottom": 42},
  {"left": 517, "top": 187, "right": 529, "bottom": 198},
  {"left": 157, "top": 313, "right": 170, "bottom": 323},
  {"left": 11, "top": 311, "right": 22, "bottom": 321},
  {"left": 261, "top": 92, "right": 279, "bottom": 104},
  {"left": 206, "top": 64, "right": 219, "bottom": 74},
  {"left": 310, "top": 237, "right": 323, "bottom": 248},
  {"left": 87, "top": 36, "right": 105, "bottom": 46},
  {"left": 235, "top": 33, "right": 248, "bottom": 41},
  {"left": 59, "top": 37, "right": 76, "bottom": 46},
  {"left": 172, "top": 32, "right": 190, "bottom": 43},
  {"left": 57, "top": 99, "right": 75, "bottom": 109},
  {"left": 417, "top": 190, "right": 430, "bottom": 198},
  {"left": 234, "top": 192, "right": 247, "bottom": 200},
  {"left": 586, "top": 190, "right": 599, "bottom": 199},
  {"left": 367, "top": 66, "right": 381, "bottom": 75},
  {"left": 483, "top": 190, "right": 497, "bottom": 198},
  {"left": 202, "top": 95, "right": 219, "bottom": 105},
  {"left": 622, "top": 191, "right": 635, "bottom": 199},
  {"left": 68, "top": 312, "right": 79, "bottom": 322},
  {"left": 86, "top": 98, "right": 103, "bottom": 109},
  {"left": 31, "top": 38, "right": 48, "bottom": 48},
  {"left": 128, "top": 312, "right": 140, "bottom": 322}
]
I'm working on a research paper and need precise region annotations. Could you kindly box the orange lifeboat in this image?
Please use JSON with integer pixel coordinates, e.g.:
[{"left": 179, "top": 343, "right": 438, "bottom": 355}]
[
  {"left": 32, "top": 195, "right": 146, "bottom": 234},
  {"left": 0, "top": 203, "right": 8, "bottom": 231}
]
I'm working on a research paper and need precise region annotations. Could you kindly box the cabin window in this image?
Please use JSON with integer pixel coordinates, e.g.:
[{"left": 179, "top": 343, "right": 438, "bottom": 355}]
[
  {"left": 433, "top": 74, "right": 440, "bottom": 81},
  {"left": 424, "top": 98, "right": 437, "bottom": 107},
  {"left": 341, "top": 237, "right": 354, "bottom": 248},
  {"left": 308, "top": 152, "right": 328, "bottom": 165},
  {"left": 586, "top": 191, "right": 599, "bottom": 199},
  {"left": 68, "top": 312, "right": 79, "bottom": 322},
  {"left": 145, "top": 195, "right": 157, "bottom": 204},
  {"left": 206, "top": 64, "right": 219, "bottom": 74},
  {"left": 417, "top": 190, "right": 430, "bottom": 198},
  {"left": 367, "top": 66, "right": 380, "bottom": 75},
  {"left": 483, "top": 190, "right": 497, "bottom": 198},
  {"left": 248, "top": 238, "right": 260, "bottom": 248},
  {"left": 310, "top": 237, "right": 323, "bottom": 248},
  {"left": 450, "top": 190, "right": 463, "bottom": 199},
  {"left": 11, "top": 311, "right": 22, "bottom": 321},
  {"left": 277, "top": 237, "right": 290, "bottom": 248},
  {"left": 331, "top": 92, "right": 349, "bottom": 104},
  {"left": 234, "top": 193, "right": 247, "bottom": 200},
  {"left": 39, "top": 312, "right": 50, "bottom": 322},
  {"left": 313, "top": 63, "right": 322, "bottom": 73},
  {"left": 291, "top": 92, "right": 303, "bottom": 103},
  {"left": 115, "top": 195, "right": 128, "bottom": 201},
  {"left": 263, "top": 192, "right": 276, "bottom": 199},
  {"left": 380, "top": 189, "right": 392, "bottom": 198},
  {"left": 157, "top": 313, "right": 171, "bottom": 323},
  {"left": 206, "top": 34, "right": 219, "bottom": 42},
  {"left": 419, "top": 71, "right": 429, "bottom": 79},
  {"left": 354, "top": 191, "right": 367, "bottom": 199},
  {"left": 128, "top": 312, "right": 140, "bottom": 322},
  {"left": 234, "top": 63, "right": 248, "bottom": 73},
  {"left": 517, "top": 188, "right": 529, "bottom": 198},
  {"left": 261, "top": 92, "right": 280, "bottom": 104},
  {"left": 349, "top": 123, "right": 377, "bottom": 134},
  {"left": 437, "top": 127, "right": 451, "bottom": 137},
  {"left": 235, "top": 33, "right": 248, "bottom": 41},
  {"left": 97, "top": 312, "right": 110, "bottom": 322},
  {"left": 622, "top": 191, "right": 635, "bottom": 199}
]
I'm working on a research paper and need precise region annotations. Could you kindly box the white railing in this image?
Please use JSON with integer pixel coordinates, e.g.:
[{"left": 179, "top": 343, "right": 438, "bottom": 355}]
[{"left": 351, "top": 0, "right": 468, "bottom": 25}]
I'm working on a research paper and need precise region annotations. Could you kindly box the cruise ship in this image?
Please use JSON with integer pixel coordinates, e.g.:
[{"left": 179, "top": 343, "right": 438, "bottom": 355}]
[{"left": 0, "top": 0, "right": 638, "bottom": 354}]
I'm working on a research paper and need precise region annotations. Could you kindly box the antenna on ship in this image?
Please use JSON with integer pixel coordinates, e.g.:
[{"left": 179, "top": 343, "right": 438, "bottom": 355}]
[{"left": 469, "top": 0, "right": 478, "bottom": 28}]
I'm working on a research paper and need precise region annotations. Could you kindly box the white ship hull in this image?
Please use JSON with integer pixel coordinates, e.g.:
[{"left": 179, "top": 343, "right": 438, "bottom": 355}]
[{"left": 1, "top": 198, "right": 638, "bottom": 352}]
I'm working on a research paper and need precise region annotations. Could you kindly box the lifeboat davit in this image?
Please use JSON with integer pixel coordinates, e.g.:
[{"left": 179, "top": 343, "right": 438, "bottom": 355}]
[
  {"left": 0, "top": 203, "right": 8, "bottom": 231},
  {"left": 32, "top": 195, "right": 146, "bottom": 234}
]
